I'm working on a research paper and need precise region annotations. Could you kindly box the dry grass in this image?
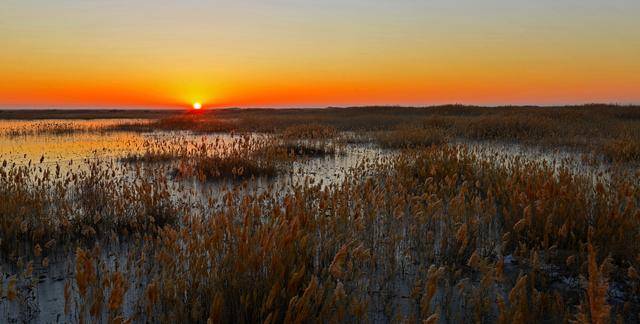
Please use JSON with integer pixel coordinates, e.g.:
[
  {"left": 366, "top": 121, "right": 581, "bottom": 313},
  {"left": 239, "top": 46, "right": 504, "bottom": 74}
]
[
  {"left": 121, "top": 135, "right": 341, "bottom": 181},
  {"left": 602, "top": 135, "right": 640, "bottom": 163},
  {"left": 0, "top": 160, "right": 182, "bottom": 257},
  {"left": 2, "top": 106, "right": 640, "bottom": 322},
  {"left": 0, "top": 119, "right": 151, "bottom": 137},
  {"left": 281, "top": 124, "right": 338, "bottom": 140},
  {"left": 2, "top": 143, "right": 628, "bottom": 322},
  {"left": 100, "top": 144, "right": 635, "bottom": 323}
]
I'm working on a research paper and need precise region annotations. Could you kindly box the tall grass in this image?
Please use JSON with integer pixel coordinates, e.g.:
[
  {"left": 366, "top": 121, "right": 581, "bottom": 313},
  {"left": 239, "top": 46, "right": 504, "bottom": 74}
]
[
  {"left": 0, "top": 159, "right": 182, "bottom": 256},
  {"left": 2, "top": 106, "right": 640, "bottom": 322},
  {"left": 122, "top": 135, "right": 341, "bottom": 181},
  {"left": 2, "top": 144, "right": 628, "bottom": 322},
  {"left": 116, "top": 145, "right": 636, "bottom": 322}
]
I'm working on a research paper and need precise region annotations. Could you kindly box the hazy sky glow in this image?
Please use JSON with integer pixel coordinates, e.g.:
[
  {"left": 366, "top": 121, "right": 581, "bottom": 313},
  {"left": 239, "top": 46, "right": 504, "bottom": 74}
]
[{"left": 1, "top": 0, "right": 639, "bottom": 108}]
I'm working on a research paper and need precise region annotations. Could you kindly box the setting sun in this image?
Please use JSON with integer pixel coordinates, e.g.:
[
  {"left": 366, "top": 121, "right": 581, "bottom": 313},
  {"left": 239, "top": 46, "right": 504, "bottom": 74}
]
[{"left": 193, "top": 102, "right": 202, "bottom": 110}]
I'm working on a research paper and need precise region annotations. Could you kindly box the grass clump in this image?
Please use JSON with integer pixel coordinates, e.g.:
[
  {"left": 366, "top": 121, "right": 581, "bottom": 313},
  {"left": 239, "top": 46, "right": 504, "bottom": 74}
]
[
  {"left": 171, "top": 136, "right": 281, "bottom": 181},
  {"left": 281, "top": 124, "right": 338, "bottom": 140},
  {"left": 602, "top": 136, "right": 640, "bottom": 163},
  {"left": 183, "top": 154, "right": 278, "bottom": 181},
  {"left": 0, "top": 160, "right": 182, "bottom": 257},
  {"left": 123, "top": 135, "right": 341, "bottom": 181},
  {"left": 120, "top": 138, "right": 192, "bottom": 163},
  {"left": 151, "top": 115, "right": 236, "bottom": 133}
]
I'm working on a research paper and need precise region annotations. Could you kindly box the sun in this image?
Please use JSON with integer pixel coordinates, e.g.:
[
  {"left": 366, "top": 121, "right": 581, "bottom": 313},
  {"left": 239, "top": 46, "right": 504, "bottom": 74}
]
[{"left": 192, "top": 102, "right": 202, "bottom": 110}]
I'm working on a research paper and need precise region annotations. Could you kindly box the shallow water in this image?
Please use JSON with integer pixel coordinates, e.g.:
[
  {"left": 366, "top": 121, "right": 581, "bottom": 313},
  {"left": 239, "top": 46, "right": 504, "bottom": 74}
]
[{"left": 0, "top": 120, "right": 148, "bottom": 166}]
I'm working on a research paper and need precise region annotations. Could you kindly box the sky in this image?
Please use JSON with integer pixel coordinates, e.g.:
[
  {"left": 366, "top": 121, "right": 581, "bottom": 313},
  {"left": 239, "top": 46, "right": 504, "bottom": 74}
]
[{"left": 1, "top": 0, "right": 639, "bottom": 108}]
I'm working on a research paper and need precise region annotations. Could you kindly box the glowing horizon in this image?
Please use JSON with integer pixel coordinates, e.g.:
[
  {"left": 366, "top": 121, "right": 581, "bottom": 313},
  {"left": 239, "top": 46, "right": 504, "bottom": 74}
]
[{"left": 1, "top": 0, "right": 639, "bottom": 108}]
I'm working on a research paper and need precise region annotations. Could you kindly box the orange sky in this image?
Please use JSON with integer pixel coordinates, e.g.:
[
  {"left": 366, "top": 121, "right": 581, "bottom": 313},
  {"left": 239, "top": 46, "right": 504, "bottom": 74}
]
[{"left": 1, "top": 1, "right": 639, "bottom": 108}]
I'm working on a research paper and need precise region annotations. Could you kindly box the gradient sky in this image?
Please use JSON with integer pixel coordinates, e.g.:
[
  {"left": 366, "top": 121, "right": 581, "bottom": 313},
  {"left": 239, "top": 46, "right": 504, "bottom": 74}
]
[{"left": 1, "top": 0, "right": 639, "bottom": 108}]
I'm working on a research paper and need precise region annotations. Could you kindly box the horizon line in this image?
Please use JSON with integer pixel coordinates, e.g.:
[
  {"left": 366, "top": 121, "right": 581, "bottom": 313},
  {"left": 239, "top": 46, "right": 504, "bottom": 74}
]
[{"left": 1, "top": 102, "right": 639, "bottom": 111}]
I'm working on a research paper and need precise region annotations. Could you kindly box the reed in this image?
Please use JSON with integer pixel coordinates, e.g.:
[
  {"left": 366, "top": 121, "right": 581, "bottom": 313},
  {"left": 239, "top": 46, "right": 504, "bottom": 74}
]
[{"left": 2, "top": 107, "right": 640, "bottom": 322}]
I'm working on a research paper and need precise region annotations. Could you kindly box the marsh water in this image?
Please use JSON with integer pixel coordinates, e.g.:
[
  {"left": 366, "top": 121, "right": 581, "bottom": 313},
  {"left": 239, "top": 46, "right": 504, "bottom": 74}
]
[{"left": 0, "top": 119, "right": 619, "bottom": 323}]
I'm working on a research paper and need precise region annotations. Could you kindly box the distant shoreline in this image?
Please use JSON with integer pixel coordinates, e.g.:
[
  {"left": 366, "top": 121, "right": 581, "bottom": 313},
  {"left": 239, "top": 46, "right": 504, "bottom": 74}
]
[{"left": 0, "top": 104, "right": 638, "bottom": 120}]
